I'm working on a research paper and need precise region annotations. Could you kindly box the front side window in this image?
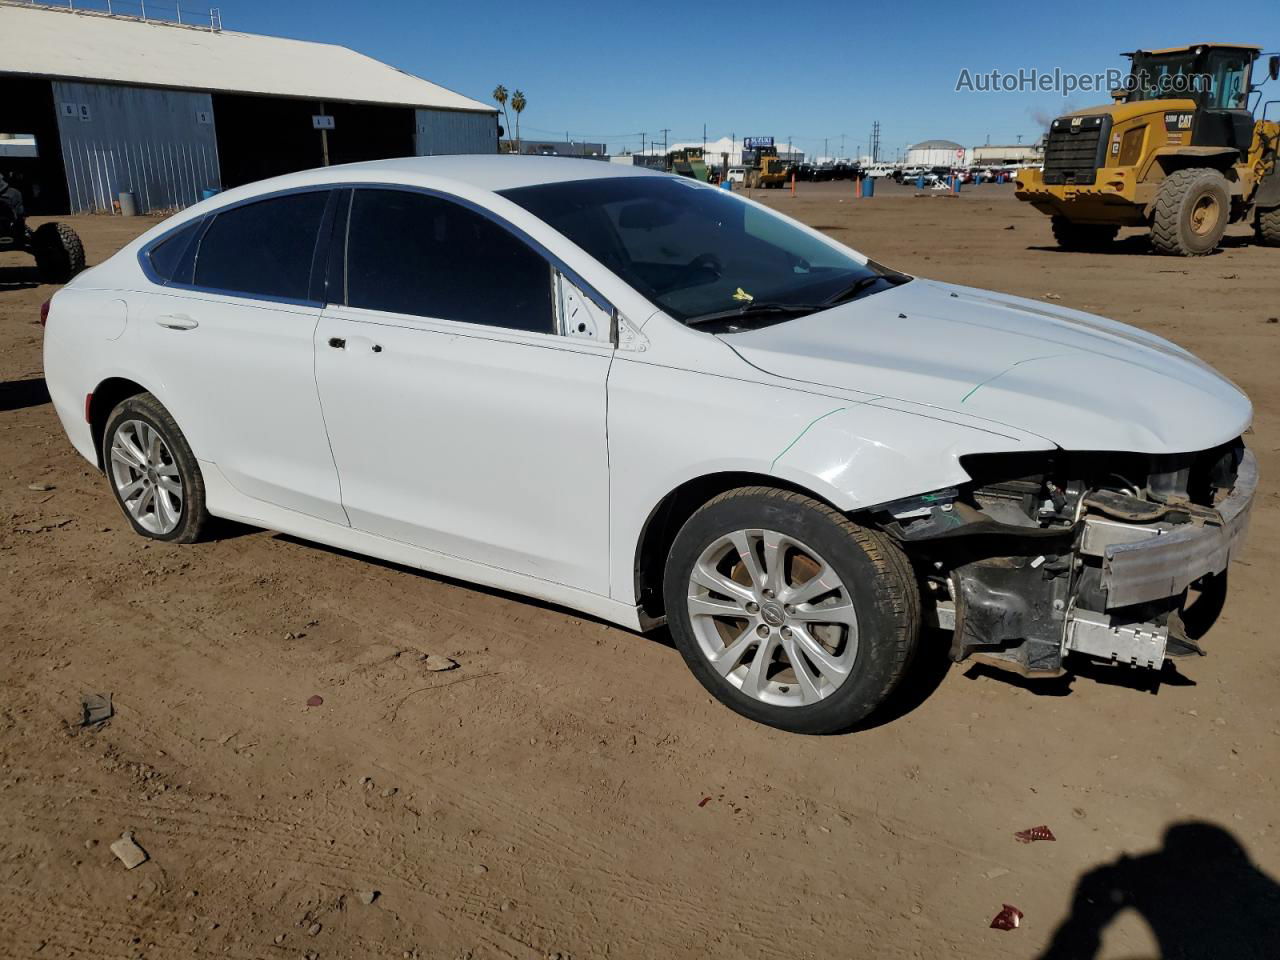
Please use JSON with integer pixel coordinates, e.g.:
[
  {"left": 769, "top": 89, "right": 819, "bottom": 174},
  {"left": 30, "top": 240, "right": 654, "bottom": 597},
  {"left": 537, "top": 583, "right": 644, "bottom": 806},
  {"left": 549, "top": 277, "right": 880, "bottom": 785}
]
[
  {"left": 193, "top": 191, "right": 329, "bottom": 301},
  {"left": 501, "top": 176, "right": 900, "bottom": 328},
  {"left": 342, "top": 188, "right": 554, "bottom": 335}
]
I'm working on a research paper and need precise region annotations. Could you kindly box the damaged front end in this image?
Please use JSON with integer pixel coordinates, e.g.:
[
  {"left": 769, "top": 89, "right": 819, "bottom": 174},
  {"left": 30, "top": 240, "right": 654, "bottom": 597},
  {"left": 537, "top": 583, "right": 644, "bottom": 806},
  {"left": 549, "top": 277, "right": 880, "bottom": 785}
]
[{"left": 875, "top": 439, "right": 1256, "bottom": 676}]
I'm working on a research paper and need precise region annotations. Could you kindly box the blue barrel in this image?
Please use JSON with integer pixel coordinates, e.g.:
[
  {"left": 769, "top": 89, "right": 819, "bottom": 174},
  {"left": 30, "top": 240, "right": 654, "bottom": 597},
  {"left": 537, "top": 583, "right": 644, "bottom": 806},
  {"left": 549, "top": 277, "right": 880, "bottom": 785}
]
[
  {"left": 200, "top": 187, "right": 220, "bottom": 201},
  {"left": 916, "top": 175, "right": 925, "bottom": 189},
  {"left": 720, "top": 179, "right": 733, "bottom": 191},
  {"left": 863, "top": 175, "right": 874, "bottom": 198},
  {"left": 954, "top": 177, "right": 963, "bottom": 193}
]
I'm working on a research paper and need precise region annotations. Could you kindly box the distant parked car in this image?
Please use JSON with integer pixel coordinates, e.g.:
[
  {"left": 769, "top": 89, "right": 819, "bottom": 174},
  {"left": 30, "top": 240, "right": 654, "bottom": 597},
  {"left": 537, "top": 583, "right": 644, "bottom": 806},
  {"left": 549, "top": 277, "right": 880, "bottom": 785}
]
[
  {"left": 43, "top": 156, "right": 1255, "bottom": 734},
  {"left": 726, "top": 166, "right": 746, "bottom": 184}
]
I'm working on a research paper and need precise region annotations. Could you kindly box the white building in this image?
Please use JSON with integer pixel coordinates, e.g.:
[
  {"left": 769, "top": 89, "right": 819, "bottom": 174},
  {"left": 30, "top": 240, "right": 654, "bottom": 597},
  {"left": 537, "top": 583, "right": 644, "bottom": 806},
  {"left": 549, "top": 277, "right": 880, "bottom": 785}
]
[
  {"left": 969, "top": 144, "right": 1042, "bottom": 166},
  {"left": 905, "top": 139, "right": 968, "bottom": 168}
]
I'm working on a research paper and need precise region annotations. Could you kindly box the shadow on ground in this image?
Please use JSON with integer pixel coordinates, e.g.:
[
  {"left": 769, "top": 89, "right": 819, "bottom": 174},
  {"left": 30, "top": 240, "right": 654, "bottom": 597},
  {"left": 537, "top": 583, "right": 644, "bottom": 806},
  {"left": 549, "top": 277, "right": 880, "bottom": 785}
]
[
  {"left": 0, "top": 377, "right": 50, "bottom": 412},
  {"left": 1038, "top": 821, "right": 1280, "bottom": 960},
  {"left": 0, "top": 265, "right": 41, "bottom": 290}
]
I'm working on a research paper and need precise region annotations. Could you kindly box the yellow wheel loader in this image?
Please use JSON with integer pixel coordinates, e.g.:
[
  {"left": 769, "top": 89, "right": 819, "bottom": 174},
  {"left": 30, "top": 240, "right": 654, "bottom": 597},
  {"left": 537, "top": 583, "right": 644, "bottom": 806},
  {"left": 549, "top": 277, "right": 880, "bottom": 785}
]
[
  {"left": 1016, "top": 44, "right": 1280, "bottom": 256},
  {"left": 744, "top": 145, "right": 790, "bottom": 189}
]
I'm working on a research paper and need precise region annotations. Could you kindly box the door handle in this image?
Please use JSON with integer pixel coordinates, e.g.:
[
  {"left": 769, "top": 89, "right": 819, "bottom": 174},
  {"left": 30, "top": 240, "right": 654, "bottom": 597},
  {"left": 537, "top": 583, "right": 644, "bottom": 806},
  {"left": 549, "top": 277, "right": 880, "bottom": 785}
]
[
  {"left": 155, "top": 313, "right": 198, "bottom": 330},
  {"left": 328, "top": 337, "right": 346, "bottom": 349}
]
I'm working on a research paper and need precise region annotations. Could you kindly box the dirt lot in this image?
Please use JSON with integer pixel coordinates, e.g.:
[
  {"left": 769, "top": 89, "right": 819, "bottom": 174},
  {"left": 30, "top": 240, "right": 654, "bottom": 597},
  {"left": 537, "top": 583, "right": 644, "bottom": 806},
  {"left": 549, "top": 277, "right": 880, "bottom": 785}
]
[{"left": 2, "top": 182, "right": 1279, "bottom": 959}]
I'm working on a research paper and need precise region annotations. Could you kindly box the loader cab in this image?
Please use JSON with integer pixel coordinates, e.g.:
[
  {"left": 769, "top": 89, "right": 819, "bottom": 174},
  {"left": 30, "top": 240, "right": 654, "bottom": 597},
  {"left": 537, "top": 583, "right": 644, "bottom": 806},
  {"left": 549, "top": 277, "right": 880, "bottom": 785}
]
[{"left": 1123, "top": 44, "right": 1262, "bottom": 155}]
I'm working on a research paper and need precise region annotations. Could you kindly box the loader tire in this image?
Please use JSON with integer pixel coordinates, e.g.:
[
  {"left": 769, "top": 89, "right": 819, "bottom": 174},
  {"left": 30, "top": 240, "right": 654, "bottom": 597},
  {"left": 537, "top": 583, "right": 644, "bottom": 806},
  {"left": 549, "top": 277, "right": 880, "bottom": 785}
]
[
  {"left": 1151, "top": 168, "right": 1230, "bottom": 256},
  {"left": 1255, "top": 206, "right": 1280, "bottom": 246},
  {"left": 1051, "top": 217, "right": 1120, "bottom": 251}
]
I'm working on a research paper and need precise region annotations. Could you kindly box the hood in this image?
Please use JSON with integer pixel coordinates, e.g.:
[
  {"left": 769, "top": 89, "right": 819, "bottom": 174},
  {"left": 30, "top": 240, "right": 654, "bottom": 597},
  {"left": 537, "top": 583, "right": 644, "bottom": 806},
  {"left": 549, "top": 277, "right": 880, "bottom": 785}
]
[
  {"left": 1062, "top": 97, "right": 1197, "bottom": 124},
  {"left": 721, "top": 279, "right": 1251, "bottom": 454}
]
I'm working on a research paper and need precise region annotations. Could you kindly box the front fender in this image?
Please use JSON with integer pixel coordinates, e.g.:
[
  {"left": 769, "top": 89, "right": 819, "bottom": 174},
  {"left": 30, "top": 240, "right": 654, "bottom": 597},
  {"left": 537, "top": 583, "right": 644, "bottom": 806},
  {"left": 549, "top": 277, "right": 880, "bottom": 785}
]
[
  {"left": 606, "top": 350, "right": 1052, "bottom": 605},
  {"left": 770, "top": 402, "right": 1053, "bottom": 511}
]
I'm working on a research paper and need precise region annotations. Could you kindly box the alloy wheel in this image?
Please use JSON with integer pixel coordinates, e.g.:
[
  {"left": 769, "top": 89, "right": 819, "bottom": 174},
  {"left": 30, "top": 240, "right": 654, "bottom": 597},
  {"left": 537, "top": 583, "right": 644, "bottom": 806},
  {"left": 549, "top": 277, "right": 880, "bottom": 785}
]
[
  {"left": 109, "top": 419, "right": 184, "bottom": 535},
  {"left": 686, "top": 529, "right": 859, "bottom": 707}
]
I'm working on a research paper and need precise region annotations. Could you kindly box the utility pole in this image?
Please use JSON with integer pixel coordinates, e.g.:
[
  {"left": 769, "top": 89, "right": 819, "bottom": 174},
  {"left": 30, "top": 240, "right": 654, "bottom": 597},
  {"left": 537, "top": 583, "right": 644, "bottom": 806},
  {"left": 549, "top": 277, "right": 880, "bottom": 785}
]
[
  {"left": 660, "top": 128, "right": 670, "bottom": 156},
  {"left": 641, "top": 132, "right": 646, "bottom": 155},
  {"left": 840, "top": 133, "right": 846, "bottom": 158},
  {"left": 1016, "top": 133, "right": 1023, "bottom": 144},
  {"left": 702, "top": 122, "right": 706, "bottom": 151},
  {"left": 823, "top": 137, "right": 828, "bottom": 161},
  {"left": 869, "top": 120, "right": 881, "bottom": 164}
]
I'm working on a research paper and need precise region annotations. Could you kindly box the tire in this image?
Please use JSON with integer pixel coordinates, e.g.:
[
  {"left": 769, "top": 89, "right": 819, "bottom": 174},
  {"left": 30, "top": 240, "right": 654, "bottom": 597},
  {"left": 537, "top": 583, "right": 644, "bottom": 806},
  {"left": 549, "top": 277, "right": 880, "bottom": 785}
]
[
  {"left": 1151, "top": 168, "right": 1230, "bottom": 256},
  {"left": 103, "top": 393, "right": 210, "bottom": 543},
  {"left": 1051, "top": 216, "right": 1120, "bottom": 251},
  {"left": 32, "top": 221, "right": 86, "bottom": 283},
  {"left": 1255, "top": 206, "right": 1280, "bottom": 246},
  {"left": 663, "top": 487, "right": 920, "bottom": 734}
]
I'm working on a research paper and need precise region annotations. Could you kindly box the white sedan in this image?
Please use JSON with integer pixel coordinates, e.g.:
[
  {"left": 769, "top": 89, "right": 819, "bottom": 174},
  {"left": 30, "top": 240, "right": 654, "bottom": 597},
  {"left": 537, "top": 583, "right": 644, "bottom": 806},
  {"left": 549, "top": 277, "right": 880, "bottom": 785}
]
[{"left": 43, "top": 156, "right": 1255, "bottom": 733}]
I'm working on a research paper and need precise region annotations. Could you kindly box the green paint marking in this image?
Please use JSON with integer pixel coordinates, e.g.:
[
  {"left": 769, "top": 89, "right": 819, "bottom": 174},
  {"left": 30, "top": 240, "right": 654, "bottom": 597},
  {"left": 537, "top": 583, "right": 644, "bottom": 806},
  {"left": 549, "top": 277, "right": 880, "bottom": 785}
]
[
  {"left": 960, "top": 354, "right": 1065, "bottom": 404},
  {"left": 770, "top": 407, "right": 847, "bottom": 472}
]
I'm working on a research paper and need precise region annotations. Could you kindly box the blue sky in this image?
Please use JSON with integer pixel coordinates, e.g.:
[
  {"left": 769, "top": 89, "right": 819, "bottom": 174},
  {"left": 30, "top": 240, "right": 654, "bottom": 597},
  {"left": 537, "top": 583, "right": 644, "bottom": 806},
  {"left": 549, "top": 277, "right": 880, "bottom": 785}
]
[{"left": 236, "top": 0, "right": 1280, "bottom": 158}]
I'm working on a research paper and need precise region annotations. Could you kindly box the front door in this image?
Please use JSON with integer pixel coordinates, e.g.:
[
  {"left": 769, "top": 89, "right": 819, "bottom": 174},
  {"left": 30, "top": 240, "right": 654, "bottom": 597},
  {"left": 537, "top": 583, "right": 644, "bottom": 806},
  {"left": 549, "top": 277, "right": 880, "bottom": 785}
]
[{"left": 313, "top": 188, "right": 613, "bottom": 595}]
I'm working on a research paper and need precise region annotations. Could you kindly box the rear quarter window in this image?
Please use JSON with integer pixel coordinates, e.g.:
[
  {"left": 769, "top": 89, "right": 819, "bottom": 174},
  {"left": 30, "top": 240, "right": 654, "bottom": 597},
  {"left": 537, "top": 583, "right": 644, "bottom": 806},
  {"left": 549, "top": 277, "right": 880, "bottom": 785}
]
[{"left": 146, "top": 219, "right": 203, "bottom": 285}]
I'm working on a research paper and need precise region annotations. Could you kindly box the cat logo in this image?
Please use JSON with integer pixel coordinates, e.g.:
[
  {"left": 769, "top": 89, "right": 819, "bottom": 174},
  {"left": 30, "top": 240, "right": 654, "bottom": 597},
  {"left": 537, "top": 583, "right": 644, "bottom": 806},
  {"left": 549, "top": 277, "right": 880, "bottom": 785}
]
[{"left": 1164, "top": 112, "right": 1195, "bottom": 132}]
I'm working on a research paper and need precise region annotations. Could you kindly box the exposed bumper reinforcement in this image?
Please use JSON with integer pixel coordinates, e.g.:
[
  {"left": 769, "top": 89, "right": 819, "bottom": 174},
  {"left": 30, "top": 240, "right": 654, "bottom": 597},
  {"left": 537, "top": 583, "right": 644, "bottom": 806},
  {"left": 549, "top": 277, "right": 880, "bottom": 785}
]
[
  {"left": 1096, "top": 449, "right": 1256, "bottom": 609},
  {"left": 1063, "top": 608, "right": 1167, "bottom": 669}
]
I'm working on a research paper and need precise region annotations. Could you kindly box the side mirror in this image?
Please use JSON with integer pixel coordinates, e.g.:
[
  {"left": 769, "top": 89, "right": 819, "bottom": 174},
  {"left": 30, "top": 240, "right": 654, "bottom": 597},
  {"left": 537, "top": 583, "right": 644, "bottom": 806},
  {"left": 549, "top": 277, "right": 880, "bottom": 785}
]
[{"left": 1270, "top": 55, "right": 1279, "bottom": 82}]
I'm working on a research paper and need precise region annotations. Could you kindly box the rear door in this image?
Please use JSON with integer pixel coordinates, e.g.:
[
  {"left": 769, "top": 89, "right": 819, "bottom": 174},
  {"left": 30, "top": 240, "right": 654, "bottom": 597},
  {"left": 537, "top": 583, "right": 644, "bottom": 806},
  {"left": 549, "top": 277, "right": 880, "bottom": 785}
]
[
  {"left": 313, "top": 188, "right": 614, "bottom": 595},
  {"left": 132, "top": 189, "right": 348, "bottom": 525}
]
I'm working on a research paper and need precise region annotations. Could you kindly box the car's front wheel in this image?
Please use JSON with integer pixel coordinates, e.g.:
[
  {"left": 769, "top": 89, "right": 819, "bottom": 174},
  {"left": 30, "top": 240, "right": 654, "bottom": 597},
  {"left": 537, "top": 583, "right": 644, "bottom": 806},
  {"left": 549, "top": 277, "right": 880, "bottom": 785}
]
[
  {"left": 663, "top": 487, "right": 920, "bottom": 733},
  {"left": 104, "top": 393, "right": 209, "bottom": 543}
]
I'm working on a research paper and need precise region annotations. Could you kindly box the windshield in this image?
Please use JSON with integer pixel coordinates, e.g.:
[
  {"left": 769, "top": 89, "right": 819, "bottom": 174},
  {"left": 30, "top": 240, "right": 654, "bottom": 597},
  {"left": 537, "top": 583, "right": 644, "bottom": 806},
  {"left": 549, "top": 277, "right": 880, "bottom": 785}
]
[
  {"left": 1126, "top": 50, "right": 1251, "bottom": 109},
  {"left": 501, "top": 175, "right": 901, "bottom": 326},
  {"left": 1127, "top": 52, "right": 1203, "bottom": 102}
]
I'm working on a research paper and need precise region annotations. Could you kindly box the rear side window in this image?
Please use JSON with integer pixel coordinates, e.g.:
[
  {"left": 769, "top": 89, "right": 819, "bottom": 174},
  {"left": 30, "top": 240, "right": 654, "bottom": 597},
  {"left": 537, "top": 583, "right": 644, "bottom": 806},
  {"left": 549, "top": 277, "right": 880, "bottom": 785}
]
[
  {"left": 343, "top": 188, "right": 553, "bottom": 334},
  {"left": 193, "top": 191, "right": 329, "bottom": 301},
  {"left": 147, "top": 219, "right": 203, "bottom": 285}
]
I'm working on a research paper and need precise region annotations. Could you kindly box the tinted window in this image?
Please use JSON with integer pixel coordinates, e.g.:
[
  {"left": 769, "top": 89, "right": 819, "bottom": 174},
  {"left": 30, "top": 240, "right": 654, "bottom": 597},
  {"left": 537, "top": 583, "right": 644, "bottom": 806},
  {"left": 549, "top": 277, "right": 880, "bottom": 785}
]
[
  {"left": 147, "top": 219, "right": 203, "bottom": 285},
  {"left": 344, "top": 189, "right": 553, "bottom": 334},
  {"left": 193, "top": 191, "right": 328, "bottom": 301}
]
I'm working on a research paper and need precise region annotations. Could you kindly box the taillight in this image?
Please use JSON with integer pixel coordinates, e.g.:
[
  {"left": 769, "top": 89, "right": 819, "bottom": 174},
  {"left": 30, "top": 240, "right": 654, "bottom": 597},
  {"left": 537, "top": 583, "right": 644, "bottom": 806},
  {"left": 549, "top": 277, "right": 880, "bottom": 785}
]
[{"left": 39, "top": 299, "right": 50, "bottom": 327}]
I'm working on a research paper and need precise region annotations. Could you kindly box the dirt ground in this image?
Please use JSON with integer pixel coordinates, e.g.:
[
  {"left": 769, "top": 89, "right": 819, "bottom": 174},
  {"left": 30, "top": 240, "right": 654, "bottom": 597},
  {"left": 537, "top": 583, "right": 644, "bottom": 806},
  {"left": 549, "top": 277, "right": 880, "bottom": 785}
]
[{"left": 2, "top": 181, "right": 1278, "bottom": 960}]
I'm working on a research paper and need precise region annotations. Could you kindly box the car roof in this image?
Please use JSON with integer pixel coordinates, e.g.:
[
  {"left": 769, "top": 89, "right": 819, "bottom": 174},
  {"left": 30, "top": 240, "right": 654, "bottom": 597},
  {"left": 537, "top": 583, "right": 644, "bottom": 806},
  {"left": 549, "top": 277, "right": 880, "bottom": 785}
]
[{"left": 222, "top": 155, "right": 667, "bottom": 199}]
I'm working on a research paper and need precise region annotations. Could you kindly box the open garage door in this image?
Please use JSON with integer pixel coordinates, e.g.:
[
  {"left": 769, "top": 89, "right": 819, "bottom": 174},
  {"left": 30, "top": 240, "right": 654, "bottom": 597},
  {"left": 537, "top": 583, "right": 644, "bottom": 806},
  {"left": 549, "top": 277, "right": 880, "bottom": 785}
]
[
  {"left": 213, "top": 94, "right": 415, "bottom": 189},
  {"left": 0, "top": 76, "right": 69, "bottom": 215}
]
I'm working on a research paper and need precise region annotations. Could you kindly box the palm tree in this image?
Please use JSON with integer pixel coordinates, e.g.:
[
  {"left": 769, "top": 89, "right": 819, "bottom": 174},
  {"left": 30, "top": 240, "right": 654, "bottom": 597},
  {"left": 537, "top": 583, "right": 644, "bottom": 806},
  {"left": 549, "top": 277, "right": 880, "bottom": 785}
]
[
  {"left": 492, "top": 85, "right": 511, "bottom": 152},
  {"left": 511, "top": 90, "right": 527, "bottom": 154}
]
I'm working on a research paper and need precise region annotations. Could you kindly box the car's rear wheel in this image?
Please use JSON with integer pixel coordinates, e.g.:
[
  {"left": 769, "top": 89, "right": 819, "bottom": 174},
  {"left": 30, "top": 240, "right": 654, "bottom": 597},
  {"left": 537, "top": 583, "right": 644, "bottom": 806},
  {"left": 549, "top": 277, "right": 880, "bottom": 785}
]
[
  {"left": 663, "top": 487, "right": 920, "bottom": 734},
  {"left": 104, "top": 393, "right": 209, "bottom": 543}
]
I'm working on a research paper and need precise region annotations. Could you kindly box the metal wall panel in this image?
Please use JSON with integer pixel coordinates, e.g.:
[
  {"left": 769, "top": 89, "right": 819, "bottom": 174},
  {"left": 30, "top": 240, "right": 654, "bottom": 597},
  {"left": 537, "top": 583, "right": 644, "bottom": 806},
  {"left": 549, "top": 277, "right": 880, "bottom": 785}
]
[
  {"left": 53, "top": 80, "right": 220, "bottom": 214},
  {"left": 414, "top": 109, "right": 497, "bottom": 156}
]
